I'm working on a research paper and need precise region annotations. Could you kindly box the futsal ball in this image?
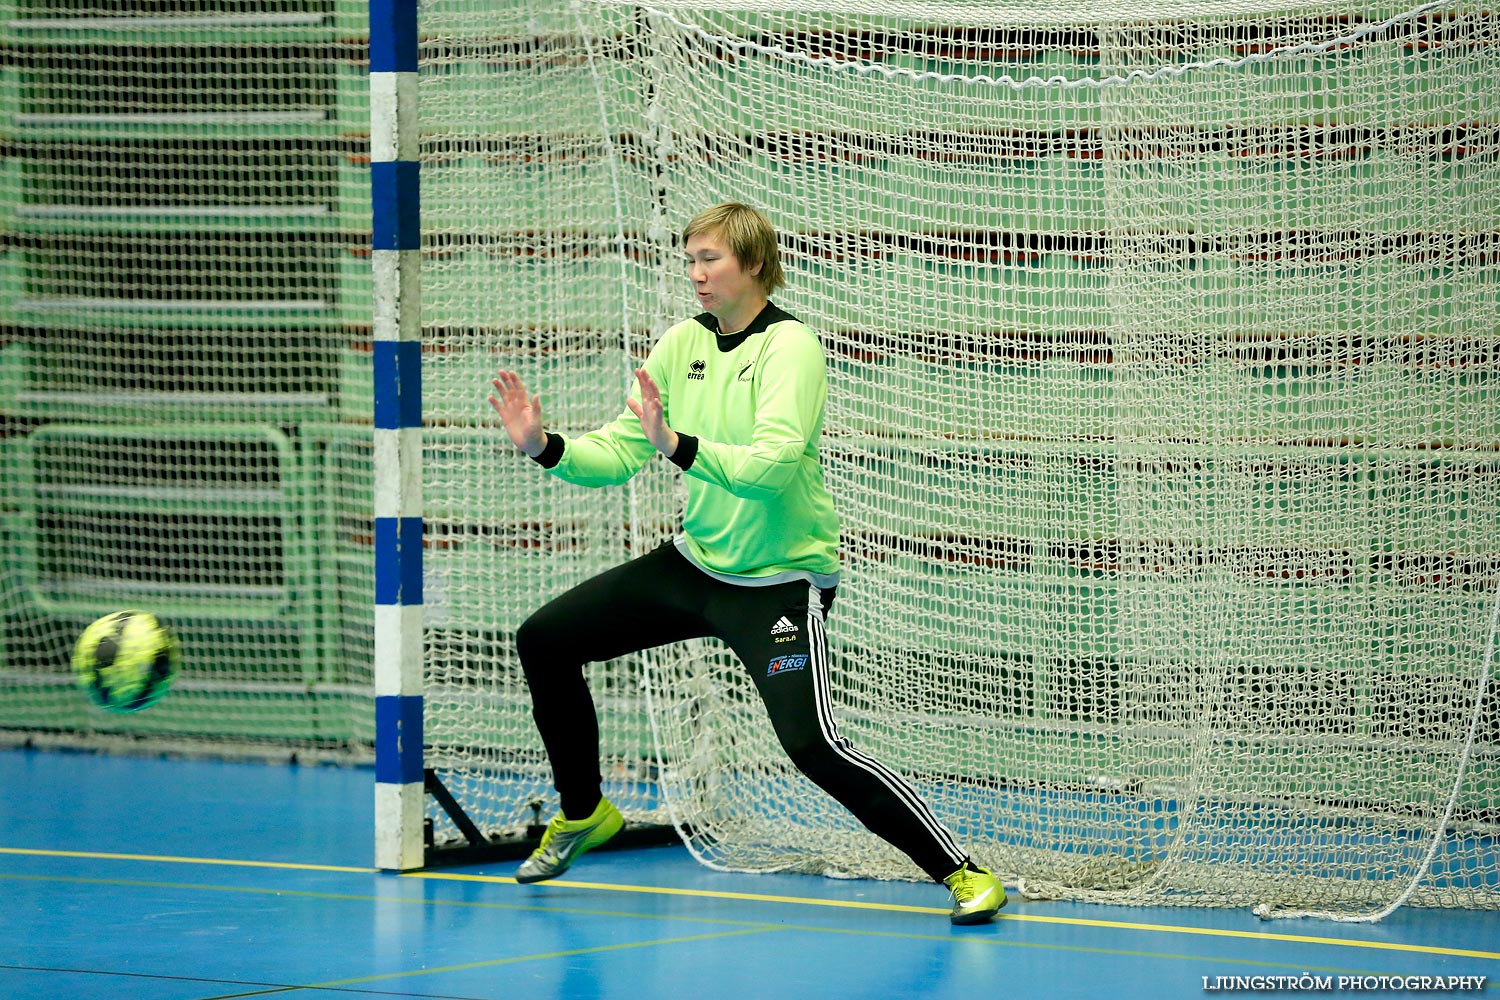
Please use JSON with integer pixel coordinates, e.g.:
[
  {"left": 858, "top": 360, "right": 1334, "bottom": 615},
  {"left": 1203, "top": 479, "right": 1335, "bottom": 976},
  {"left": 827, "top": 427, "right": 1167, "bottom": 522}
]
[{"left": 72, "top": 610, "right": 180, "bottom": 713}]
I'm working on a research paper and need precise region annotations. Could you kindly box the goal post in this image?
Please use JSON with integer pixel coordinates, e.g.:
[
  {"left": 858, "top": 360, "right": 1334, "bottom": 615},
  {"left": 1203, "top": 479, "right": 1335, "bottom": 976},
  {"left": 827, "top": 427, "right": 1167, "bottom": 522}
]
[
  {"left": 398, "top": 0, "right": 1500, "bottom": 919},
  {"left": 369, "top": 0, "right": 425, "bottom": 873}
]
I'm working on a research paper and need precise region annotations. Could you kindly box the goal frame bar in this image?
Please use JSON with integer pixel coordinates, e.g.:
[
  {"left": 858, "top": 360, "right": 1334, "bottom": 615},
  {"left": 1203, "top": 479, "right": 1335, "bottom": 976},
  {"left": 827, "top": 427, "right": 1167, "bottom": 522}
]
[{"left": 370, "top": 0, "right": 424, "bottom": 872}]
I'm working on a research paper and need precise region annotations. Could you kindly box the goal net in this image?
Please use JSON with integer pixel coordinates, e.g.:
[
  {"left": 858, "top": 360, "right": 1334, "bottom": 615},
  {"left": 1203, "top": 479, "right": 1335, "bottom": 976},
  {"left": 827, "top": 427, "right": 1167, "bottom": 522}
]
[
  {"left": 422, "top": 0, "right": 1500, "bottom": 918},
  {"left": 0, "top": 2, "right": 372, "bottom": 756}
]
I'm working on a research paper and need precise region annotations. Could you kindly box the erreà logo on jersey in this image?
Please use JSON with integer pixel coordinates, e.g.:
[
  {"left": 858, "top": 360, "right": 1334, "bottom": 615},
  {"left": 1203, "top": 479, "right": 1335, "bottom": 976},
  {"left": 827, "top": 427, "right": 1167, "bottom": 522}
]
[
  {"left": 688, "top": 359, "right": 706, "bottom": 380},
  {"left": 767, "top": 654, "right": 808, "bottom": 677}
]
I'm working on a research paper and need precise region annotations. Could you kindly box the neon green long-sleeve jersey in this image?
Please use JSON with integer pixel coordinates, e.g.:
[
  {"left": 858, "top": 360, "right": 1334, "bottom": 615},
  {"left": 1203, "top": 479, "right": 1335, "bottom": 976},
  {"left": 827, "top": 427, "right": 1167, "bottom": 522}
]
[{"left": 534, "top": 303, "right": 840, "bottom": 588}]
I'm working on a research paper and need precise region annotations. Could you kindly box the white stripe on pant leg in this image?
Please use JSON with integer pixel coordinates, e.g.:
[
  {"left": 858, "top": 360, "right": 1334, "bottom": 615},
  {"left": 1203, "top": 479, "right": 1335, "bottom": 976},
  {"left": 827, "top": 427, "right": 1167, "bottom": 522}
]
[{"left": 804, "top": 585, "right": 968, "bottom": 869}]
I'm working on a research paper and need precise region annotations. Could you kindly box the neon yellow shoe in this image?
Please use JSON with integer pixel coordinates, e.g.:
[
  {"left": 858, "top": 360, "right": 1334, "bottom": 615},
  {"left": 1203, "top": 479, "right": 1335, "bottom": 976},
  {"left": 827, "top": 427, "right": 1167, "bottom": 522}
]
[
  {"left": 944, "top": 862, "right": 1006, "bottom": 925},
  {"left": 514, "top": 798, "right": 624, "bottom": 884}
]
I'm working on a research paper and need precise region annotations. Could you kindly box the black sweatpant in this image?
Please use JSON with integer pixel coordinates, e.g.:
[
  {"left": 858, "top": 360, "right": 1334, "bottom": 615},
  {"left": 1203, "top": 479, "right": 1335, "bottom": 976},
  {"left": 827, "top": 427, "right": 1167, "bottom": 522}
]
[{"left": 514, "top": 541, "right": 969, "bottom": 883}]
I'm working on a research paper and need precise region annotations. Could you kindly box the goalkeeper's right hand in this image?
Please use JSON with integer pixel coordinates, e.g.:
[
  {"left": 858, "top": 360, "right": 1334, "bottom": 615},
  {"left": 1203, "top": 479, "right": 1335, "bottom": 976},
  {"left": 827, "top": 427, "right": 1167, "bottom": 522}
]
[{"left": 489, "top": 369, "right": 547, "bottom": 458}]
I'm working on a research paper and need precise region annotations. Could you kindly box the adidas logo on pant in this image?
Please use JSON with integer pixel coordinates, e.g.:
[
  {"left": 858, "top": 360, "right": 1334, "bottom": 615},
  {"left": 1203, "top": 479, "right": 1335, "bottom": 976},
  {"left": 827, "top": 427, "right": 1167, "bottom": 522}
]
[{"left": 771, "top": 616, "right": 799, "bottom": 642}]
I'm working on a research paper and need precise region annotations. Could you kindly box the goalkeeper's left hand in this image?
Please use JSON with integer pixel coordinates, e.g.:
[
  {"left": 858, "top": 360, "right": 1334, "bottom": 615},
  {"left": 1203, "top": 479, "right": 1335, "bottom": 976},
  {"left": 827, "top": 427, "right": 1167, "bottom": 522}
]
[{"left": 626, "top": 368, "right": 679, "bottom": 459}]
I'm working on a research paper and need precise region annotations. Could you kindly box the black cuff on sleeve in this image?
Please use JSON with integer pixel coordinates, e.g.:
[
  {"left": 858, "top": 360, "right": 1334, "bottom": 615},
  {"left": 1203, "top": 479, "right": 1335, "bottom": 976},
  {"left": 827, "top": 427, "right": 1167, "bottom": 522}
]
[
  {"left": 668, "top": 434, "right": 698, "bottom": 471},
  {"left": 532, "top": 432, "right": 565, "bottom": 469}
]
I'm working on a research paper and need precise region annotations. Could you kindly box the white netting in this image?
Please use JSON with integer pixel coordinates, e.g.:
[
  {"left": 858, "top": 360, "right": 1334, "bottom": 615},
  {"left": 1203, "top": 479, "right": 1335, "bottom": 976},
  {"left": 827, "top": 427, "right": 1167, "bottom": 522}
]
[
  {"left": 415, "top": 0, "right": 1499, "bottom": 917},
  {"left": 0, "top": 2, "right": 373, "bottom": 755}
]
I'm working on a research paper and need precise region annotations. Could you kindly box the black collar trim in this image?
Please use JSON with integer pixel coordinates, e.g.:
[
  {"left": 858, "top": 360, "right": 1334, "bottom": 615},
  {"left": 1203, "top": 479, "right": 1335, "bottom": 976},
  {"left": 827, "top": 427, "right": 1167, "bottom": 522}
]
[{"left": 696, "top": 302, "right": 798, "bottom": 353}]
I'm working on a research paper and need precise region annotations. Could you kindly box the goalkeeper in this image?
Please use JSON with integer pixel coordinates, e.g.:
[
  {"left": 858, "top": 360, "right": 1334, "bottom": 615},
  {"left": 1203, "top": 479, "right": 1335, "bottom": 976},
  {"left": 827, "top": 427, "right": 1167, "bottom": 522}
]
[{"left": 487, "top": 202, "right": 1005, "bottom": 925}]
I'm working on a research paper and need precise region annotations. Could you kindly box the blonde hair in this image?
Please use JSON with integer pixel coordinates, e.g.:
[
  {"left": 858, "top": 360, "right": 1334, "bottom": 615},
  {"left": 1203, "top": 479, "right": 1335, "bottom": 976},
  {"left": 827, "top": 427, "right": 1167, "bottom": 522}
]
[{"left": 681, "top": 202, "right": 786, "bottom": 294}]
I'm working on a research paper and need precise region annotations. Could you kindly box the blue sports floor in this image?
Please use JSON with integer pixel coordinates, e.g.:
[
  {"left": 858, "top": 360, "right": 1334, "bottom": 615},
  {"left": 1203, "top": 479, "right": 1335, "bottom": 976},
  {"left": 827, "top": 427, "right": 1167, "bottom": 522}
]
[{"left": 2, "top": 747, "right": 1496, "bottom": 999}]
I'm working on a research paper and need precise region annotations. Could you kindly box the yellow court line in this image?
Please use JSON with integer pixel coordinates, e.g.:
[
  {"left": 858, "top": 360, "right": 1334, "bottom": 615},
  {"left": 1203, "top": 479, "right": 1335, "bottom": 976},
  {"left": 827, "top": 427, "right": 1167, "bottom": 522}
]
[
  {"left": 308, "top": 926, "right": 784, "bottom": 991},
  {"left": 411, "top": 868, "right": 944, "bottom": 915},
  {"left": 8, "top": 872, "right": 1491, "bottom": 997},
  {"left": 5, "top": 846, "right": 1498, "bottom": 963},
  {"left": 408, "top": 870, "right": 1500, "bottom": 962},
  {"left": 0, "top": 846, "right": 373, "bottom": 874}
]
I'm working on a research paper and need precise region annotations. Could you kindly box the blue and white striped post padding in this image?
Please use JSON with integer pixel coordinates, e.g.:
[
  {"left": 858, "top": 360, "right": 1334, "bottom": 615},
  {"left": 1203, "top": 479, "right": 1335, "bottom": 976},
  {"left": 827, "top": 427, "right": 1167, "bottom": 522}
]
[{"left": 370, "top": 0, "right": 425, "bottom": 872}]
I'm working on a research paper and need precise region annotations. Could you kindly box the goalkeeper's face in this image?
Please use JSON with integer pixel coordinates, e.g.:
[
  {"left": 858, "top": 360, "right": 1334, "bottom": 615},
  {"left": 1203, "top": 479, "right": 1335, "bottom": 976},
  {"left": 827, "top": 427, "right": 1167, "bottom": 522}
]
[{"left": 684, "top": 231, "right": 765, "bottom": 320}]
